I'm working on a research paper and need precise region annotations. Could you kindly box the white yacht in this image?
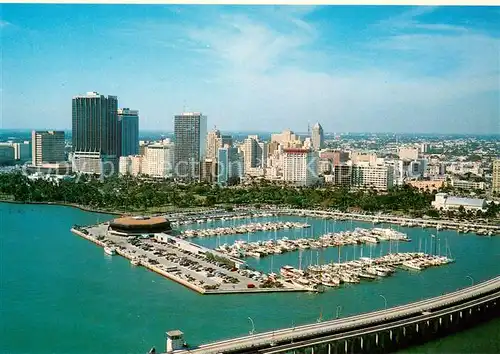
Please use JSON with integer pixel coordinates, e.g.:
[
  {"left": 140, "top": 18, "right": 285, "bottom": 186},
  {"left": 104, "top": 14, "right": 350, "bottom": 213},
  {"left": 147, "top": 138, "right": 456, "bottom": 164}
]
[
  {"left": 104, "top": 246, "right": 116, "bottom": 256},
  {"left": 131, "top": 258, "right": 141, "bottom": 266}
]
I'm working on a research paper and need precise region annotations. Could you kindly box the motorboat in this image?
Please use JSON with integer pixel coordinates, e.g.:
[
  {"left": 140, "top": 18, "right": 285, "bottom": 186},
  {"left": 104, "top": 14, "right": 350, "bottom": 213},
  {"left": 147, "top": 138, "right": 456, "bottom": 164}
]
[{"left": 104, "top": 246, "right": 116, "bottom": 256}]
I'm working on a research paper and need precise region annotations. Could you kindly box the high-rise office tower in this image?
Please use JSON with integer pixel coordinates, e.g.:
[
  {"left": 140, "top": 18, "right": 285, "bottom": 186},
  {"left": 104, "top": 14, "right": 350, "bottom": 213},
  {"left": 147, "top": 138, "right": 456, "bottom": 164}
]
[
  {"left": 206, "top": 128, "right": 221, "bottom": 161},
  {"left": 72, "top": 92, "right": 119, "bottom": 175},
  {"left": 311, "top": 122, "right": 324, "bottom": 151},
  {"left": 493, "top": 159, "right": 500, "bottom": 194},
  {"left": 117, "top": 108, "right": 139, "bottom": 157},
  {"left": 174, "top": 112, "right": 207, "bottom": 179},
  {"left": 31, "top": 131, "right": 65, "bottom": 166},
  {"left": 218, "top": 146, "right": 242, "bottom": 186}
]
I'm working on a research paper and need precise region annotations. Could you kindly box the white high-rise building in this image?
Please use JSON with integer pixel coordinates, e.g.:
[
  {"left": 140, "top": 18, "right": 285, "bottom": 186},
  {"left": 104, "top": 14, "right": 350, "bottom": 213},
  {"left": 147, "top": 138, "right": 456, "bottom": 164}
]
[
  {"left": 206, "top": 128, "right": 221, "bottom": 161},
  {"left": 242, "top": 135, "right": 266, "bottom": 175},
  {"left": 282, "top": 148, "right": 318, "bottom": 186},
  {"left": 493, "top": 159, "right": 500, "bottom": 194},
  {"left": 311, "top": 122, "right": 324, "bottom": 150},
  {"left": 144, "top": 140, "right": 175, "bottom": 178},
  {"left": 351, "top": 162, "right": 394, "bottom": 191}
]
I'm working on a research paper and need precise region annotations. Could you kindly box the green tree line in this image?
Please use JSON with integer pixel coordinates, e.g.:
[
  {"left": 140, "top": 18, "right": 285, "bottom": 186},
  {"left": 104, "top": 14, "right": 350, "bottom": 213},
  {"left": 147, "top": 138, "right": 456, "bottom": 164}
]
[{"left": 0, "top": 172, "right": 498, "bottom": 219}]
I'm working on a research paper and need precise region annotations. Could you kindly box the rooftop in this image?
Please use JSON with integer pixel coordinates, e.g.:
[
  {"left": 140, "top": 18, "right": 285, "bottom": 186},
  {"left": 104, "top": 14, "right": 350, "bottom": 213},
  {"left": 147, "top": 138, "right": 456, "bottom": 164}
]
[
  {"left": 446, "top": 197, "right": 486, "bottom": 208},
  {"left": 166, "top": 330, "right": 184, "bottom": 337},
  {"left": 111, "top": 216, "right": 169, "bottom": 226}
]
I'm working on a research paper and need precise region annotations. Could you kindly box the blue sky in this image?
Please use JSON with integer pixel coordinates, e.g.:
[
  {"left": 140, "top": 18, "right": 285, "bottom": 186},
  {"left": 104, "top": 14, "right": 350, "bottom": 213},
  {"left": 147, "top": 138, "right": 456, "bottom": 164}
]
[{"left": 1, "top": 5, "right": 499, "bottom": 133}]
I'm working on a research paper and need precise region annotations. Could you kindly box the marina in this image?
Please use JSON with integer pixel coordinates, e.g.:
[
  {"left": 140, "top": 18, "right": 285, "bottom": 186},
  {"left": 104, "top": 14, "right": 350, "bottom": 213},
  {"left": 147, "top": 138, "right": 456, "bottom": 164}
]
[
  {"left": 163, "top": 206, "right": 500, "bottom": 235},
  {"left": 180, "top": 221, "right": 310, "bottom": 238},
  {"left": 70, "top": 208, "right": 455, "bottom": 295},
  {"left": 278, "top": 252, "right": 454, "bottom": 289},
  {"left": 214, "top": 227, "right": 410, "bottom": 259}
]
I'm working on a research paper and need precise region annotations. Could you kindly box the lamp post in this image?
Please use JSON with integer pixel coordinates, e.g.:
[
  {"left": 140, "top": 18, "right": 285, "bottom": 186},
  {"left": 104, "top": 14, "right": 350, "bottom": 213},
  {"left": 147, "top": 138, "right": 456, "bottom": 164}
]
[
  {"left": 248, "top": 317, "right": 255, "bottom": 335},
  {"left": 380, "top": 294, "right": 388, "bottom": 310},
  {"left": 466, "top": 275, "right": 474, "bottom": 286}
]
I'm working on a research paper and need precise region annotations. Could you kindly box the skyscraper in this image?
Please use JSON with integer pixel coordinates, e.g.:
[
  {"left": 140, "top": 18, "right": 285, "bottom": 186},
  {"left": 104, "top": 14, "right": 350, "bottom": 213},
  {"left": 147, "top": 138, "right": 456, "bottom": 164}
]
[
  {"left": 493, "top": 159, "right": 500, "bottom": 194},
  {"left": 117, "top": 108, "right": 139, "bottom": 157},
  {"left": 31, "top": 131, "right": 65, "bottom": 166},
  {"left": 72, "top": 92, "right": 119, "bottom": 175},
  {"left": 218, "top": 146, "right": 242, "bottom": 186},
  {"left": 311, "top": 122, "right": 324, "bottom": 151},
  {"left": 242, "top": 135, "right": 266, "bottom": 175},
  {"left": 144, "top": 139, "right": 175, "bottom": 178},
  {"left": 174, "top": 112, "right": 207, "bottom": 179},
  {"left": 206, "top": 128, "right": 221, "bottom": 161},
  {"left": 282, "top": 148, "right": 318, "bottom": 186}
]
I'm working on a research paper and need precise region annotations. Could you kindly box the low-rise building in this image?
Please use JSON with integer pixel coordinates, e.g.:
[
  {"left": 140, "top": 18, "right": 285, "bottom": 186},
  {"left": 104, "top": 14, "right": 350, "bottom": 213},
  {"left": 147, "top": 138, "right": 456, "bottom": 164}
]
[
  {"left": 451, "top": 179, "right": 485, "bottom": 191},
  {"left": 431, "top": 193, "right": 487, "bottom": 212},
  {"left": 406, "top": 180, "right": 445, "bottom": 192}
]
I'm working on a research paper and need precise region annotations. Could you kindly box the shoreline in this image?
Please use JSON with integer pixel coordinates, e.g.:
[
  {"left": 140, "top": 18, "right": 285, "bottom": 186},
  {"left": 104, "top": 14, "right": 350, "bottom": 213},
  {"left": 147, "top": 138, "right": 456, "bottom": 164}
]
[{"left": 0, "top": 200, "right": 123, "bottom": 216}]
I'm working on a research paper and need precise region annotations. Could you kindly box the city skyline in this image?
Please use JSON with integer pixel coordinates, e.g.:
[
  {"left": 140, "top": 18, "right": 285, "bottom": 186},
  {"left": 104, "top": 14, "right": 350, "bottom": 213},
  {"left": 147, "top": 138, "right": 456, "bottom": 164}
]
[{"left": 1, "top": 5, "right": 499, "bottom": 133}]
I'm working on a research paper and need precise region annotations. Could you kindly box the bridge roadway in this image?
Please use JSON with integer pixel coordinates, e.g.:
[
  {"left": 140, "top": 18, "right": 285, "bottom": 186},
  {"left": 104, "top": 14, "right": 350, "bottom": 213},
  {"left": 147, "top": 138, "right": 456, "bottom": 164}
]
[
  {"left": 258, "top": 291, "right": 500, "bottom": 353},
  {"left": 177, "top": 276, "right": 500, "bottom": 354}
]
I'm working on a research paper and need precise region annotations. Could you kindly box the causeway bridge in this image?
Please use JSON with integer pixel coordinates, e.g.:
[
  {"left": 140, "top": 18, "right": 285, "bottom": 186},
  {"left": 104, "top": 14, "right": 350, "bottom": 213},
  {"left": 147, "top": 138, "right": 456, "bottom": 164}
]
[{"left": 167, "top": 276, "right": 500, "bottom": 354}]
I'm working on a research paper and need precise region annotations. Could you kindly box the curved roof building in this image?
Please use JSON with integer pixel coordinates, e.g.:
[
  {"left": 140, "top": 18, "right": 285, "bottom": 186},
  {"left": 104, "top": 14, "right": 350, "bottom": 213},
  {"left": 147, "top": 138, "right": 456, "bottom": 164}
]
[{"left": 109, "top": 216, "right": 172, "bottom": 235}]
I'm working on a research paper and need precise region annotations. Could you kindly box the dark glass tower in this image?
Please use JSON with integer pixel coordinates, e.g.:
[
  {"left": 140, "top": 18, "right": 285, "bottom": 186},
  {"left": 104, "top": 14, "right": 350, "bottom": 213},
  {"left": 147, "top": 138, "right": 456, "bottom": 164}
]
[
  {"left": 71, "top": 92, "right": 119, "bottom": 174},
  {"left": 117, "top": 108, "right": 139, "bottom": 156}
]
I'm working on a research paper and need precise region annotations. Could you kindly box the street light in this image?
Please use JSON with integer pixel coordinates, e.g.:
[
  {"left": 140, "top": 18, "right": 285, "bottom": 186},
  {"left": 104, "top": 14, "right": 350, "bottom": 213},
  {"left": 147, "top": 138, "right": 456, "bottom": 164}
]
[
  {"left": 248, "top": 317, "right": 255, "bottom": 335},
  {"left": 336, "top": 305, "right": 342, "bottom": 319},
  {"left": 466, "top": 275, "right": 474, "bottom": 286},
  {"left": 380, "top": 294, "right": 388, "bottom": 310}
]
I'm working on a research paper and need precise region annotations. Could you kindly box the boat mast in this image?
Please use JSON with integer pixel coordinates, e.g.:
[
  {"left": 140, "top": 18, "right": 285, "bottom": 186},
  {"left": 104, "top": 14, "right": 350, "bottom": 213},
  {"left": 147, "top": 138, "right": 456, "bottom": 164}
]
[{"left": 298, "top": 249, "right": 303, "bottom": 271}]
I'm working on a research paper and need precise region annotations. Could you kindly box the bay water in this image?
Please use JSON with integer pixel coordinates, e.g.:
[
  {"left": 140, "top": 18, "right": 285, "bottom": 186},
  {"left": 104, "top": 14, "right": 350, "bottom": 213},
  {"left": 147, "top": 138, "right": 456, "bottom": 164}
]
[{"left": 1, "top": 203, "right": 499, "bottom": 354}]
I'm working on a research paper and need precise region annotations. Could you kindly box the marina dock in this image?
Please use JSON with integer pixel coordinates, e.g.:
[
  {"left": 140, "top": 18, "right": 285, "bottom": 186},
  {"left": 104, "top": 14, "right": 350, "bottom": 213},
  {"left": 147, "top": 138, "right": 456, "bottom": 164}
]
[
  {"left": 71, "top": 226, "right": 309, "bottom": 295},
  {"left": 71, "top": 205, "right": 455, "bottom": 295},
  {"left": 215, "top": 227, "right": 410, "bottom": 259}
]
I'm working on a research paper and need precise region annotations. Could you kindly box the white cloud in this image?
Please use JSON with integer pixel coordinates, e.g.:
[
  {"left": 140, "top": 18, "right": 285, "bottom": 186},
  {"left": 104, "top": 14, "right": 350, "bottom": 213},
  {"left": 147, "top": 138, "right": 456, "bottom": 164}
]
[{"left": 120, "top": 7, "right": 499, "bottom": 133}]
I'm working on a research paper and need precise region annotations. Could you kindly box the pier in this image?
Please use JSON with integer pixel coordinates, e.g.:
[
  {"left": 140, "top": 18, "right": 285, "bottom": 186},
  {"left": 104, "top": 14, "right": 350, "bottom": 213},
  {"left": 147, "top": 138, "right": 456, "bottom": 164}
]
[
  {"left": 271, "top": 207, "right": 500, "bottom": 234},
  {"left": 180, "top": 221, "right": 310, "bottom": 238},
  {"left": 215, "top": 227, "right": 410, "bottom": 259},
  {"left": 71, "top": 226, "right": 310, "bottom": 295}
]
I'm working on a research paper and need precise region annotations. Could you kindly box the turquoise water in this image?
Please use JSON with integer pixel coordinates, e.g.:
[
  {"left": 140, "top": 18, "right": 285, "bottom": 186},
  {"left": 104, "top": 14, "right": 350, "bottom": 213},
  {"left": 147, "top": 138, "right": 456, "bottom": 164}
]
[{"left": 1, "top": 203, "right": 499, "bottom": 354}]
